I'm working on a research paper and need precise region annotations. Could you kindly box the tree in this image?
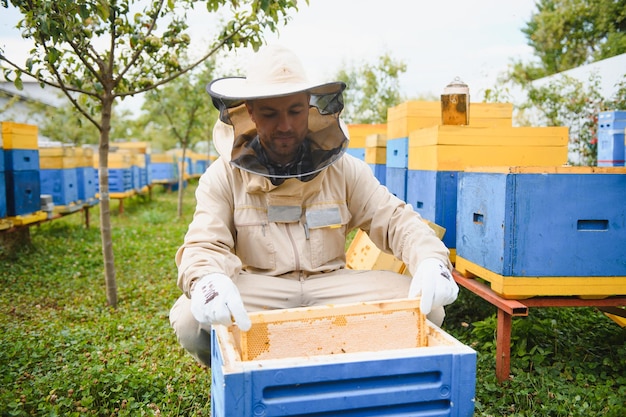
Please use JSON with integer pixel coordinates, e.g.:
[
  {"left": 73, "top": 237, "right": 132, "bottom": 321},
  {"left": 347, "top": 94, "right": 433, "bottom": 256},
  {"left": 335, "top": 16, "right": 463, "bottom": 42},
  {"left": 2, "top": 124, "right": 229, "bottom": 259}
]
[
  {"left": 0, "top": 0, "right": 303, "bottom": 307},
  {"left": 335, "top": 52, "right": 407, "bottom": 124},
  {"left": 139, "top": 59, "right": 218, "bottom": 217},
  {"left": 514, "top": 0, "right": 626, "bottom": 82}
]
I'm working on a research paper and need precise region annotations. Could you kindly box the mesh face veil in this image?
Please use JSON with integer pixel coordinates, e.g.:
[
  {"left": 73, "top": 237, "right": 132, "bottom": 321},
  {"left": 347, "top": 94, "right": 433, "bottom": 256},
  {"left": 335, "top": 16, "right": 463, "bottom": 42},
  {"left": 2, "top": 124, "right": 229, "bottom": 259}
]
[{"left": 206, "top": 45, "right": 350, "bottom": 182}]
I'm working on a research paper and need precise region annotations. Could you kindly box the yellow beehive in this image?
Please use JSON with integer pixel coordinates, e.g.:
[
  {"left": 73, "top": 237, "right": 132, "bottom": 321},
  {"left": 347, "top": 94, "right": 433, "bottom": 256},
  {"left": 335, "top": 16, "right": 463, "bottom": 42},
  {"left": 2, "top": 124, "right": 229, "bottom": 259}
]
[
  {"left": 365, "top": 147, "right": 387, "bottom": 164},
  {"left": 408, "top": 125, "right": 569, "bottom": 171},
  {"left": 347, "top": 124, "right": 387, "bottom": 148},
  {"left": 150, "top": 153, "right": 176, "bottom": 164},
  {"left": 0, "top": 122, "right": 38, "bottom": 150},
  {"left": 113, "top": 141, "right": 151, "bottom": 154},
  {"left": 387, "top": 101, "right": 514, "bottom": 139},
  {"left": 75, "top": 147, "right": 95, "bottom": 168},
  {"left": 39, "top": 146, "right": 78, "bottom": 169},
  {"left": 92, "top": 151, "right": 132, "bottom": 169},
  {"left": 365, "top": 133, "right": 387, "bottom": 148}
]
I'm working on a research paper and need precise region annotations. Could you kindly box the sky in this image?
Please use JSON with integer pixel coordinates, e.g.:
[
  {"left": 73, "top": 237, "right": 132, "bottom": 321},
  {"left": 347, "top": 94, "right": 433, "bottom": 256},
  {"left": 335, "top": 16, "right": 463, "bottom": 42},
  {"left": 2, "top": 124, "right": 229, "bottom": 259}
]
[{"left": 0, "top": 0, "right": 539, "bottom": 111}]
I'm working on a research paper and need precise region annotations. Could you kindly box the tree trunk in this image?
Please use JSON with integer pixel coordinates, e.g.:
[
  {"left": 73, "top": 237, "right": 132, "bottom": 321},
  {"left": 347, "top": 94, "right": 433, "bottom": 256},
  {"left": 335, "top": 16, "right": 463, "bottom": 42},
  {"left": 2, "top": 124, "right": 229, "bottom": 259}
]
[{"left": 99, "top": 97, "right": 117, "bottom": 307}]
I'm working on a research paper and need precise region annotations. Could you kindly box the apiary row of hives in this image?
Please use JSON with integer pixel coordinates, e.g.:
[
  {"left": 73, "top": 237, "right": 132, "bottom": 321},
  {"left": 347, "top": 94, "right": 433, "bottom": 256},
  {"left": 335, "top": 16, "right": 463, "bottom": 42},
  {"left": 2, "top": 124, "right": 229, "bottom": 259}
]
[{"left": 0, "top": 121, "right": 210, "bottom": 228}]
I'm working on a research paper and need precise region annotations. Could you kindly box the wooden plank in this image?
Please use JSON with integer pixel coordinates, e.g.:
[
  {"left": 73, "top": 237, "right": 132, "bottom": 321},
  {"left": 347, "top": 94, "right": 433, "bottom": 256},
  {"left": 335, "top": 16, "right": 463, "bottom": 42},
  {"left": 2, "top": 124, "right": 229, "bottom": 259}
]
[{"left": 455, "top": 256, "right": 626, "bottom": 299}]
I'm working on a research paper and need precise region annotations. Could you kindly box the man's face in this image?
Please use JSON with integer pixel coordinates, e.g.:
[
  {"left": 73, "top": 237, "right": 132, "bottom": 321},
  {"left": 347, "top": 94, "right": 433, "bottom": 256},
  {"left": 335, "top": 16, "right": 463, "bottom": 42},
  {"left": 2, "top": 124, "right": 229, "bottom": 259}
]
[{"left": 246, "top": 92, "right": 310, "bottom": 166}]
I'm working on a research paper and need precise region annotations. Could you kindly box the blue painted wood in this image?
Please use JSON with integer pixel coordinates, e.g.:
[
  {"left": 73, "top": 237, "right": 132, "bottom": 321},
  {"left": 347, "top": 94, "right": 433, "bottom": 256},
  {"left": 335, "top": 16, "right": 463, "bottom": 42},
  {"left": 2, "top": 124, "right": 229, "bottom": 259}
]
[
  {"left": 211, "top": 328, "right": 476, "bottom": 417},
  {"left": 39, "top": 168, "right": 79, "bottom": 206},
  {"left": 457, "top": 170, "right": 626, "bottom": 276},
  {"left": 386, "top": 138, "right": 408, "bottom": 168},
  {"left": 406, "top": 170, "right": 458, "bottom": 249}
]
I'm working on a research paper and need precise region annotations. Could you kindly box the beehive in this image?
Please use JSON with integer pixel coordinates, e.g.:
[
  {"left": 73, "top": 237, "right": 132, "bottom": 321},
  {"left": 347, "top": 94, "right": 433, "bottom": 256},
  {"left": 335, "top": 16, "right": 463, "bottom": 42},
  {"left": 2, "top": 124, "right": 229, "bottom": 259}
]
[
  {"left": 212, "top": 299, "right": 476, "bottom": 417},
  {"left": 455, "top": 166, "right": 626, "bottom": 299},
  {"left": 347, "top": 123, "right": 387, "bottom": 148},
  {"left": 406, "top": 170, "right": 458, "bottom": 251}
]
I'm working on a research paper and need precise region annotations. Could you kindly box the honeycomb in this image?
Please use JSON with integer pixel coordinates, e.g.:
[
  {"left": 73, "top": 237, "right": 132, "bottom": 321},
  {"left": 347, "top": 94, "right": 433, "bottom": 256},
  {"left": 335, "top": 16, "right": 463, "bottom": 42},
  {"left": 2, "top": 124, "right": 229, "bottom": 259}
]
[{"left": 231, "top": 299, "right": 427, "bottom": 361}]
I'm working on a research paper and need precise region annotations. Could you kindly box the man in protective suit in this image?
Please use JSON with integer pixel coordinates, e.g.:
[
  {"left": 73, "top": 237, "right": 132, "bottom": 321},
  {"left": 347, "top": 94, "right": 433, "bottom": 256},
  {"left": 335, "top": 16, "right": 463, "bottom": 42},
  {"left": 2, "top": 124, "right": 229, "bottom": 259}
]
[{"left": 170, "top": 44, "right": 459, "bottom": 366}]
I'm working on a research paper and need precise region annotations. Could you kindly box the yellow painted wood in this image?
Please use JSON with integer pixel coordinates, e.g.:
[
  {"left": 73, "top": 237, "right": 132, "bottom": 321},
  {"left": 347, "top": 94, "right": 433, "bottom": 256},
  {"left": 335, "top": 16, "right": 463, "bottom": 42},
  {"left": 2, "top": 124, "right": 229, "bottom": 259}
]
[
  {"left": 0, "top": 122, "right": 39, "bottom": 150},
  {"left": 0, "top": 219, "right": 14, "bottom": 230},
  {"left": 347, "top": 123, "right": 387, "bottom": 148},
  {"left": 463, "top": 166, "right": 626, "bottom": 174},
  {"left": 39, "top": 146, "right": 78, "bottom": 169},
  {"left": 364, "top": 147, "right": 387, "bottom": 164},
  {"left": 92, "top": 151, "right": 132, "bottom": 169},
  {"left": 346, "top": 222, "right": 447, "bottom": 275},
  {"left": 409, "top": 125, "right": 569, "bottom": 147},
  {"left": 365, "top": 133, "right": 388, "bottom": 148},
  {"left": 408, "top": 144, "right": 568, "bottom": 170},
  {"left": 151, "top": 153, "right": 176, "bottom": 164},
  {"left": 8, "top": 211, "right": 48, "bottom": 226},
  {"left": 113, "top": 141, "right": 151, "bottom": 154},
  {"left": 456, "top": 256, "right": 626, "bottom": 299}
]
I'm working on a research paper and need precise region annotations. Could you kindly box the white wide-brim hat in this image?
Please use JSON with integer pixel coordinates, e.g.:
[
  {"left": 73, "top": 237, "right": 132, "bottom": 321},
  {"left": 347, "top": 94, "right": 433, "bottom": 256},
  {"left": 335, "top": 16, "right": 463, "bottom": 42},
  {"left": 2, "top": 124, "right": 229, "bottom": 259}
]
[{"left": 207, "top": 44, "right": 345, "bottom": 104}]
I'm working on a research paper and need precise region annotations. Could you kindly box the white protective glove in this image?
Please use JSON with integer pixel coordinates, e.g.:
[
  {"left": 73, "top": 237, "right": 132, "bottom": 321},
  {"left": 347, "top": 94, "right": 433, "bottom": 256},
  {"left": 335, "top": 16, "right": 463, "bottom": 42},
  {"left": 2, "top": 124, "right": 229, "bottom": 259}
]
[
  {"left": 190, "top": 273, "right": 251, "bottom": 331},
  {"left": 409, "top": 258, "right": 459, "bottom": 315}
]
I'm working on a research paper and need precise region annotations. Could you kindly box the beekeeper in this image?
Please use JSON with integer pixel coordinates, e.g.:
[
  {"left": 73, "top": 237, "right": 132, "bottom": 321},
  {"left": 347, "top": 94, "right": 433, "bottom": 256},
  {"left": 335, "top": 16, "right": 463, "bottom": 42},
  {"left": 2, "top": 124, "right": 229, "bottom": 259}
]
[{"left": 170, "top": 44, "right": 458, "bottom": 366}]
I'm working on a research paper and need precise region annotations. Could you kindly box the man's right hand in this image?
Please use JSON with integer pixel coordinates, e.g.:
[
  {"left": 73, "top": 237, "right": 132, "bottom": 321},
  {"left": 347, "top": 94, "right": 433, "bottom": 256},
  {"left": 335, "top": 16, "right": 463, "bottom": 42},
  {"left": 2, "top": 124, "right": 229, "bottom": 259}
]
[{"left": 190, "top": 273, "right": 251, "bottom": 331}]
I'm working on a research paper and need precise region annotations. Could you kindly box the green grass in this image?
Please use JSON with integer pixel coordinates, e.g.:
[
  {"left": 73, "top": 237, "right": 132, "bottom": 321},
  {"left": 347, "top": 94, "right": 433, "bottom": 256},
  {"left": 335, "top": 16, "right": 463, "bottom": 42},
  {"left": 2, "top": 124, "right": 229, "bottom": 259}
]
[{"left": 1, "top": 182, "right": 625, "bottom": 416}]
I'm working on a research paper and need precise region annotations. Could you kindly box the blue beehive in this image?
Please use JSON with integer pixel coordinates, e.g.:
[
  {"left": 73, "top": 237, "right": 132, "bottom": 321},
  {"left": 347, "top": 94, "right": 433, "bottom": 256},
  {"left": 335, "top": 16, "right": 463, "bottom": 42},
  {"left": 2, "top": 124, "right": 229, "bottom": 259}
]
[
  {"left": 76, "top": 165, "right": 97, "bottom": 204},
  {"left": 368, "top": 163, "right": 386, "bottom": 185},
  {"left": 5, "top": 170, "right": 41, "bottom": 216},
  {"left": 345, "top": 147, "right": 365, "bottom": 161},
  {"left": 386, "top": 137, "right": 408, "bottom": 168},
  {"left": 456, "top": 166, "right": 626, "bottom": 299},
  {"left": 0, "top": 171, "right": 6, "bottom": 219},
  {"left": 406, "top": 170, "right": 458, "bottom": 250},
  {"left": 39, "top": 169, "right": 79, "bottom": 206},
  {"left": 4, "top": 149, "right": 39, "bottom": 171},
  {"left": 597, "top": 129, "right": 625, "bottom": 166},
  {"left": 0, "top": 146, "right": 4, "bottom": 218},
  {"left": 385, "top": 167, "right": 407, "bottom": 201},
  {"left": 211, "top": 300, "right": 476, "bottom": 417},
  {"left": 598, "top": 110, "right": 626, "bottom": 130}
]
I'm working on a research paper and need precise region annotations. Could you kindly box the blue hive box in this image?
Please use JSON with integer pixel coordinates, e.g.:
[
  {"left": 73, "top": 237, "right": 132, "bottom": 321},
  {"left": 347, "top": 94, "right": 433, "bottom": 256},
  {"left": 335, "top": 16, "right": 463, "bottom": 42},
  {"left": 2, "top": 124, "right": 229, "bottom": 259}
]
[
  {"left": 76, "top": 166, "right": 97, "bottom": 204},
  {"left": 597, "top": 129, "right": 625, "bottom": 166},
  {"left": 406, "top": 170, "right": 458, "bottom": 250},
  {"left": 5, "top": 170, "right": 41, "bottom": 216},
  {"left": 598, "top": 110, "right": 626, "bottom": 130},
  {"left": 4, "top": 149, "right": 39, "bottom": 171},
  {"left": 386, "top": 137, "right": 408, "bottom": 168},
  {"left": 386, "top": 167, "right": 407, "bottom": 201},
  {"left": 0, "top": 171, "right": 6, "bottom": 219},
  {"left": 345, "top": 147, "right": 365, "bottom": 161},
  {"left": 211, "top": 299, "right": 476, "bottom": 417},
  {"left": 368, "top": 163, "right": 387, "bottom": 185},
  {"left": 39, "top": 169, "right": 79, "bottom": 206},
  {"left": 456, "top": 166, "right": 626, "bottom": 299}
]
